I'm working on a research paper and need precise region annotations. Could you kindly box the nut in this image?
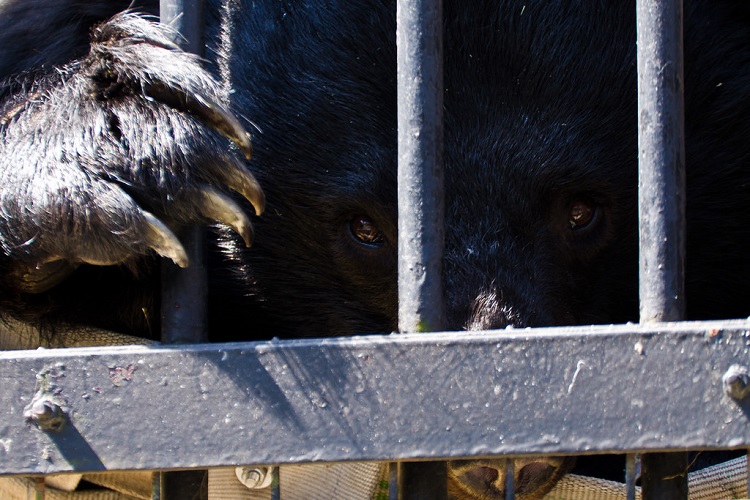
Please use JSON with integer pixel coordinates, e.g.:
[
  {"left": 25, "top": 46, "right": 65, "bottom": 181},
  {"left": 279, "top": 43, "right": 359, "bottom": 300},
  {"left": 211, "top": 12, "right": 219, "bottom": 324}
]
[{"left": 235, "top": 466, "right": 275, "bottom": 489}]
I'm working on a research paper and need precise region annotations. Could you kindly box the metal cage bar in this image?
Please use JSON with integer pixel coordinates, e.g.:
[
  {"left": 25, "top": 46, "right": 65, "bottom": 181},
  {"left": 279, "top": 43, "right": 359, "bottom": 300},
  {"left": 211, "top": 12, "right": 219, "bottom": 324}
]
[
  {"left": 637, "top": 0, "right": 686, "bottom": 324},
  {"left": 396, "top": 0, "right": 447, "bottom": 497},
  {"left": 158, "top": 3, "right": 209, "bottom": 345},
  {"left": 159, "top": 2, "right": 209, "bottom": 499},
  {"left": 3, "top": 321, "right": 750, "bottom": 475},
  {"left": 396, "top": 0, "right": 445, "bottom": 332},
  {"left": 636, "top": 0, "right": 688, "bottom": 497}
]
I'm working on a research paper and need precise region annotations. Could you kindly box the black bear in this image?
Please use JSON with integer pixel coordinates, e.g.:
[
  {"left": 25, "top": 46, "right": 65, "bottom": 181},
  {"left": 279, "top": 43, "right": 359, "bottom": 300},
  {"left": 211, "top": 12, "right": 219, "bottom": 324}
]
[{"left": 1, "top": 0, "right": 749, "bottom": 498}]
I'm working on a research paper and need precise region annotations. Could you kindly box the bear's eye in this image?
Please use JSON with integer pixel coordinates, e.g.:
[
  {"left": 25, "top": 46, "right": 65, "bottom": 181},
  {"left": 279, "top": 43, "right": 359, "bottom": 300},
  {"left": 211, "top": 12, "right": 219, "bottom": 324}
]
[
  {"left": 349, "top": 215, "right": 384, "bottom": 246},
  {"left": 568, "top": 200, "right": 598, "bottom": 230}
]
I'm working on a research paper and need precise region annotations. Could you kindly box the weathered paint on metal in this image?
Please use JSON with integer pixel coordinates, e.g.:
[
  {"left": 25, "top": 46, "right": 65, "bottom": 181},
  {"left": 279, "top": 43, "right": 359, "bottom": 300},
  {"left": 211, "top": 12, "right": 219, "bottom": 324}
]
[{"left": 1, "top": 320, "right": 749, "bottom": 476}]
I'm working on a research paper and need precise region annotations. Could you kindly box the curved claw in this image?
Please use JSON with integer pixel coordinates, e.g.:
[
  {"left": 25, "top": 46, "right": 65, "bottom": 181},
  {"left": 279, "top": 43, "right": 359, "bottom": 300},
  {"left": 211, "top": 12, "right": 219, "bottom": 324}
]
[
  {"left": 192, "top": 93, "right": 254, "bottom": 159},
  {"left": 198, "top": 186, "right": 255, "bottom": 247},
  {"left": 213, "top": 161, "right": 266, "bottom": 217},
  {"left": 142, "top": 210, "right": 188, "bottom": 267},
  {"left": 145, "top": 80, "right": 254, "bottom": 160}
]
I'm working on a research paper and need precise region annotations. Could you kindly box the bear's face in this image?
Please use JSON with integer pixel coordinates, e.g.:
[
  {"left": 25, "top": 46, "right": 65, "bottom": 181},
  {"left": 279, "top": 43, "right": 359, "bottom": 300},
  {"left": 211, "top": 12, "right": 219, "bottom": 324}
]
[{"left": 216, "top": 0, "right": 642, "bottom": 340}]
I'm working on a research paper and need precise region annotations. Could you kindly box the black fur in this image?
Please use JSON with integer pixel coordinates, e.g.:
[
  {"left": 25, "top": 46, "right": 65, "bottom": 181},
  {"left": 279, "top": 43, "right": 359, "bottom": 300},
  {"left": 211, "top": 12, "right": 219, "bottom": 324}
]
[{"left": 1, "top": 1, "right": 749, "bottom": 497}]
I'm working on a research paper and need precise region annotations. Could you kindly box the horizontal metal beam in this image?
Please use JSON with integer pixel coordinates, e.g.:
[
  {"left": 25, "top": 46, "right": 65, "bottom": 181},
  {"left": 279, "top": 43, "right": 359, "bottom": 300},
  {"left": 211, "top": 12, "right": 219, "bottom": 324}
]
[{"left": 1, "top": 320, "right": 750, "bottom": 475}]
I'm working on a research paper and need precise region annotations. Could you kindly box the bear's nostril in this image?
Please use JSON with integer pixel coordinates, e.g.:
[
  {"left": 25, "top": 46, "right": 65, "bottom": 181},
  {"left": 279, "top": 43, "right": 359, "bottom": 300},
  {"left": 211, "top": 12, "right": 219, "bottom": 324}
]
[
  {"left": 516, "top": 462, "right": 555, "bottom": 495},
  {"left": 459, "top": 465, "right": 502, "bottom": 495},
  {"left": 466, "top": 465, "right": 499, "bottom": 484}
]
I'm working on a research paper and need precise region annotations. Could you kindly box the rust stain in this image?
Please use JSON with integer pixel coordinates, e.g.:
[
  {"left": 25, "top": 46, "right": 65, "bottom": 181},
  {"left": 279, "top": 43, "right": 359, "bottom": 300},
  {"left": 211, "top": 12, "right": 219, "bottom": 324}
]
[{"left": 108, "top": 364, "right": 137, "bottom": 387}]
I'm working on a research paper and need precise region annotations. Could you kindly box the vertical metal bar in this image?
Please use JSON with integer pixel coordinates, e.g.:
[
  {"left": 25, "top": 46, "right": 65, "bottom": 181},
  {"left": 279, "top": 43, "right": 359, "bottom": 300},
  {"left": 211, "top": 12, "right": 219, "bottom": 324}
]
[
  {"left": 33, "top": 477, "right": 45, "bottom": 500},
  {"left": 160, "top": 231, "right": 207, "bottom": 344},
  {"left": 625, "top": 453, "right": 639, "bottom": 500},
  {"left": 504, "top": 459, "right": 515, "bottom": 500},
  {"left": 636, "top": 0, "right": 688, "bottom": 498},
  {"left": 160, "top": 0, "right": 205, "bottom": 54},
  {"left": 637, "top": 0, "right": 685, "bottom": 322},
  {"left": 397, "top": 0, "right": 445, "bottom": 333},
  {"left": 396, "top": 0, "right": 446, "bottom": 497},
  {"left": 158, "top": 0, "right": 208, "bottom": 339},
  {"left": 159, "top": 0, "right": 208, "bottom": 338},
  {"left": 158, "top": 1, "right": 208, "bottom": 499},
  {"left": 151, "top": 472, "right": 160, "bottom": 500},
  {"left": 271, "top": 467, "right": 280, "bottom": 500},
  {"left": 389, "top": 462, "right": 399, "bottom": 500},
  {"left": 746, "top": 450, "right": 750, "bottom": 499}
]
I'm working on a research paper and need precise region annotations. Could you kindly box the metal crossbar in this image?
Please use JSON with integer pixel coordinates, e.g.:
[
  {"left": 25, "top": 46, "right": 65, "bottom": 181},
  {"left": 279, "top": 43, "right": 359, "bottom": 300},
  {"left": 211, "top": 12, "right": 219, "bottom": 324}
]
[{"left": 2, "top": 321, "right": 750, "bottom": 475}]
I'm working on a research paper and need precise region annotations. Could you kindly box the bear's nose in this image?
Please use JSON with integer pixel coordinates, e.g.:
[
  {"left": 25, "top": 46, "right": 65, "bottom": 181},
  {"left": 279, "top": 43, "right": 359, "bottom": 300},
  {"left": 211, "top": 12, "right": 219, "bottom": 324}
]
[{"left": 449, "top": 457, "right": 571, "bottom": 499}]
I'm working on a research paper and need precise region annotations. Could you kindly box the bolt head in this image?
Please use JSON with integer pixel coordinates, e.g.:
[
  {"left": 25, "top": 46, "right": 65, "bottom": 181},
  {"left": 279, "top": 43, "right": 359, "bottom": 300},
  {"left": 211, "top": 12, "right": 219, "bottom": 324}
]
[
  {"left": 235, "top": 466, "right": 274, "bottom": 489},
  {"left": 24, "top": 398, "right": 65, "bottom": 432},
  {"left": 723, "top": 365, "right": 750, "bottom": 401}
]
